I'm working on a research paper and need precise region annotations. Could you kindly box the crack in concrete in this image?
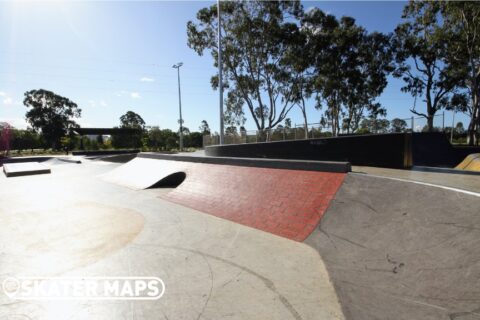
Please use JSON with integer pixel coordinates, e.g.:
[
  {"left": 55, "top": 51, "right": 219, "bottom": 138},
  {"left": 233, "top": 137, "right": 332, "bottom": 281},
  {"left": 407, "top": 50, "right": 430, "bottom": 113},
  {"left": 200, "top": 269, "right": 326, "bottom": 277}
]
[{"left": 133, "top": 244, "right": 305, "bottom": 320}]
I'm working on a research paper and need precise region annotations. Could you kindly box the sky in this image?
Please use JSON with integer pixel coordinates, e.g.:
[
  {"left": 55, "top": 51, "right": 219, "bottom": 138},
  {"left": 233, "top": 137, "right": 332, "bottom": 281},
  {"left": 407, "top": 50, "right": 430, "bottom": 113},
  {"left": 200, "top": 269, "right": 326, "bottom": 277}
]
[{"left": 0, "top": 1, "right": 466, "bottom": 133}]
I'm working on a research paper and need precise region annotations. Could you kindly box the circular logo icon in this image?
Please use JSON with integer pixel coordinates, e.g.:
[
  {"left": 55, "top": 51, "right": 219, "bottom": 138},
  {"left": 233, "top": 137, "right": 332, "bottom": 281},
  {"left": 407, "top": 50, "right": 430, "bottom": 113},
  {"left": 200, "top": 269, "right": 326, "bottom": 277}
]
[{"left": 2, "top": 277, "right": 20, "bottom": 298}]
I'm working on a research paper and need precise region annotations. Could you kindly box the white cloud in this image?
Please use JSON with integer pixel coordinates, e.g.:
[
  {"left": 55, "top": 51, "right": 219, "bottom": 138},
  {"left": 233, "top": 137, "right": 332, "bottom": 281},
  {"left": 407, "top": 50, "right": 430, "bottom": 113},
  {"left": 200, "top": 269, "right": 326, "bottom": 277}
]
[
  {"left": 116, "top": 91, "right": 141, "bottom": 99},
  {"left": 0, "top": 92, "right": 21, "bottom": 107},
  {"left": 140, "top": 77, "right": 155, "bottom": 82},
  {"left": 130, "top": 92, "right": 141, "bottom": 99},
  {"left": 88, "top": 99, "right": 108, "bottom": 108}
]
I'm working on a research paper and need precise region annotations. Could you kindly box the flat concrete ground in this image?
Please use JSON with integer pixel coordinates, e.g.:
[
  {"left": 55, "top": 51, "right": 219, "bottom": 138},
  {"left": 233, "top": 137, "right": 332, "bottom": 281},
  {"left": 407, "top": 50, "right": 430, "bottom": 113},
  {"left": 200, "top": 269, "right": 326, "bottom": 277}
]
[{"left": 0, "top": 159, "right": 344, "bottom": 320}]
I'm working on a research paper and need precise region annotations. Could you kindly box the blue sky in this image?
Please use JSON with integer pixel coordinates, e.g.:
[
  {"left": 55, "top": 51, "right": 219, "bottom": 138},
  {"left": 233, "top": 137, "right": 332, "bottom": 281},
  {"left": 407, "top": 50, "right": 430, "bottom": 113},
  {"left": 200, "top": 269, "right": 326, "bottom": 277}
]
[{"left": 0, "top": 1, "right": 465, "bottom": 132}]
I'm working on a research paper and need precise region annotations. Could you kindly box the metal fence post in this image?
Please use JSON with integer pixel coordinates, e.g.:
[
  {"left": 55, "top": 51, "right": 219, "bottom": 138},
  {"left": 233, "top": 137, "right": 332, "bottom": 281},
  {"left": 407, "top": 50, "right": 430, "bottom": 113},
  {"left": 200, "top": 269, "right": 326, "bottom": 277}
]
[
  {"left": 442, "top": 111, "right": 445, "bottom": 131},
  {"left": 450, "top": 108, "right": 456, "bottom": 143}
]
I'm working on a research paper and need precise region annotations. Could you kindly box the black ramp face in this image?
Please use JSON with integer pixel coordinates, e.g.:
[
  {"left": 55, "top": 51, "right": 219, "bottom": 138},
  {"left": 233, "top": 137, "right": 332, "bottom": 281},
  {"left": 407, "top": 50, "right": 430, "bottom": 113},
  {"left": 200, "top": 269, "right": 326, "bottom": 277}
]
[
  {"left": 206, "top": 133, "right": 410, "bottom": 168},
  {"left": 306, "top": 174, "right": 480, "bottom": 320}
]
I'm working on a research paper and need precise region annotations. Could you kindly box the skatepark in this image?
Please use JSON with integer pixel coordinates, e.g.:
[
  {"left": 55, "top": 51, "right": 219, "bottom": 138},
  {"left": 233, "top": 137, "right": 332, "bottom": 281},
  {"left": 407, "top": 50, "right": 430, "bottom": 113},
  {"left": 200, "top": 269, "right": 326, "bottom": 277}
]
[
  {"left": 3, "top": 0, "right": 480, "bottom": 318},
  {"left": 0, "top": 132, "right": 479, "bottom": 320}
]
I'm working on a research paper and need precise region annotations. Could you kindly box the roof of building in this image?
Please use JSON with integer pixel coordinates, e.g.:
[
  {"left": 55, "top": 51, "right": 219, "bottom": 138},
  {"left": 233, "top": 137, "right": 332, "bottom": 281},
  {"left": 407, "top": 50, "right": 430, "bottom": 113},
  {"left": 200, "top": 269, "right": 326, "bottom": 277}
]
[{"left": 72, "top": 127, "right": 143, "bottom": 135}]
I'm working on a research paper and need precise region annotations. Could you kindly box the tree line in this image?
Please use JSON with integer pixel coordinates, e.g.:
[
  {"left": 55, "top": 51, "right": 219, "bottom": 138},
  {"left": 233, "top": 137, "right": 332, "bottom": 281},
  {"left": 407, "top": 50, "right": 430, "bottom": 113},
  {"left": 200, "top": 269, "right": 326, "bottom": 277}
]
[
  {"left": 187, "top": 0, "right": 480, "bottom": 145},
  {"left": 0, "top": 89, "right": 211, "bottom": 153}
]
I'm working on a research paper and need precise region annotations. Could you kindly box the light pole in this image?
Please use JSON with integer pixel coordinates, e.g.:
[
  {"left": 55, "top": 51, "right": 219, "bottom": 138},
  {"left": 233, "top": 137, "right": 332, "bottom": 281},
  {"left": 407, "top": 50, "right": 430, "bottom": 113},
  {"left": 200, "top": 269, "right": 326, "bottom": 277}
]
[
  {"left": 217, "top": 0, "right": 224, "bottom": 145},
  {"left": 172, "top": 62, "right": 184, "bottom": 151}
]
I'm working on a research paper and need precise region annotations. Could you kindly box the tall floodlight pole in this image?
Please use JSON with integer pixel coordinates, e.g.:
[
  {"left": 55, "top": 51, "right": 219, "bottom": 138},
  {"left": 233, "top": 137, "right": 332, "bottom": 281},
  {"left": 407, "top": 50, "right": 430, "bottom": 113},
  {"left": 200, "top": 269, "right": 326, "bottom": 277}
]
[
  {"left": 218, "top": 0, "right": 224, "bottom": 145},
  {"left": 173, "top": 62, "right": 184, "bottom": 151}
]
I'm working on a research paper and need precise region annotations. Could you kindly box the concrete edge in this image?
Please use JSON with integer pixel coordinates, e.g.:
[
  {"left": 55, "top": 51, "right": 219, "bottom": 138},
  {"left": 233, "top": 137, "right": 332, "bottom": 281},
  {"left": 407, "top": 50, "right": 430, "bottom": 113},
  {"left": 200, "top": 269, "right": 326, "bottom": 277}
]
[
  {"left": 412, "top": 165, "right": 480, "bottom": 176},
  {"left": 0, "top": 156, "right": 53, "bottom": 165},
  {"left": 95, "top": 153, "right": 138, "bottom": 163},
  {"left": 72, "top": 149, "right": 140, "bottom": 156},
  {"left": 3, "top": 165, "right": 51, "bottom": 178},
  {"left": 138, "top": 152, "right": 351, "bottom": 173},
  {"left": 57, "top": 157, "right": 82, "bottom": 164}
]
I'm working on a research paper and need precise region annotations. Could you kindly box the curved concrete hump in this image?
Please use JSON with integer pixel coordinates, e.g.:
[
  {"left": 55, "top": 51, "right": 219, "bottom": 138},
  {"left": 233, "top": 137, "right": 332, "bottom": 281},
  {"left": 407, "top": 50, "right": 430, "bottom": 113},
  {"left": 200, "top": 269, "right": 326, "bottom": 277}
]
[
  {"left": 57, "top": 156, "right": 82, "bottom": 164},
  {"left": 308, "top": 174, "right": 480, "bottom": 319},
  {"left": 101, "top": 157, "right": 180, "bottom": 190},
  {"left": 455, "top": 153, "right": 480, "bottom": 171},
  {"left": 102, "top": 157, "right": 346, "bottom": 241}
]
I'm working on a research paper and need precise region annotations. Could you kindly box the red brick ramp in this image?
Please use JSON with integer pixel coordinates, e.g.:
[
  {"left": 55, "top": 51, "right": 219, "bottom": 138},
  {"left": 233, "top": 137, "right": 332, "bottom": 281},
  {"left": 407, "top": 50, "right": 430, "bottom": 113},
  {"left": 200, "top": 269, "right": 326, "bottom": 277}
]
[{"left": 102, "top": 157, "right": 345, "bottom": 241}]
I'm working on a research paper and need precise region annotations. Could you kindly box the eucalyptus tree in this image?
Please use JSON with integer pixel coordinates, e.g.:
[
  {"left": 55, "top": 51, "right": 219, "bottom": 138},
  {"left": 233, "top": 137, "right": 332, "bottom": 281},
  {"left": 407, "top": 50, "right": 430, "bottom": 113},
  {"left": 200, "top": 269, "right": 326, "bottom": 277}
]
[
  {"left": 339, "top": 27, "right": 393, "bottom": 134},
  {"left": 23, "top": 89, "right": 81, "bottom": 150},
  {"left": 441, "top": 1, "right": 480, "bottom": 145},
  {"left": 187, "top": 1, "right": 303, "bottom": 135},
  {"left": 281, "top": 21, "right": 312, "bottom": 138},
  {"left": 120, "top": 111, "right": 145, "bottom": 130},
  {"left": 223, "top": 90, "right": 246, "bottom": 131},
  {"left": 113, "top": 110, "right": 145, "bottom": 149},
  {"left": 302, "top": 8, "right": 343, "bottom": 136},
  {"left": 199, "top": 120, "right": 211, "bottom": 135},
  {"left": 390, "top": 118, "right": 408, "bottom": 133},
  {"left": 304, "top": 9, "right": 393, "bottom": 135},
  {"left": 393, "top": 1, "right": 457, "bottom": 132}
]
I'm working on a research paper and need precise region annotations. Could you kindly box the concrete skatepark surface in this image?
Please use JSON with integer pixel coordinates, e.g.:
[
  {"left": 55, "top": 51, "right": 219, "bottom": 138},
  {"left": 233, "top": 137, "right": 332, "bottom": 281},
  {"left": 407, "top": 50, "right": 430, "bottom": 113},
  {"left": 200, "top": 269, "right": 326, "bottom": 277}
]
[
  {"left": 307, "top": 174, "right": 480, "bottom": 320},
  {"left": 352, "top": 165, "right": 480, "bottom": 194},
  {"left": 0, "top": 157, "right": 344, "bottom": 320},
  {"left": 0, "top": 153, "right": 479, "bottom": 319}
]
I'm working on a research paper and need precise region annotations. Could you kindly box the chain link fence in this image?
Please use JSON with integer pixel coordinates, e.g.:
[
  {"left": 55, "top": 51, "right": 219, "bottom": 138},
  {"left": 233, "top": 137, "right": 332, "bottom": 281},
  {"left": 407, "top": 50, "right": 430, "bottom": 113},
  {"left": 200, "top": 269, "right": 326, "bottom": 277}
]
[
  {"left": 203, "top": 113, "right": 450, "bottom": 147},
  {"left": 204, "top": 123, "right": 333, "bottom": 146}
]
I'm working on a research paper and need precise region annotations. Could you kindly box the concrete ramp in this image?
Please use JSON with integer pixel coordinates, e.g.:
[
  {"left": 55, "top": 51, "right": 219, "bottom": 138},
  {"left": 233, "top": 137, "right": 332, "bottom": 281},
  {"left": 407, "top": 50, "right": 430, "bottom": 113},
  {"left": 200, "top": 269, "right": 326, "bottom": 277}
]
[
  {"left": 307, "top": 174, "right": 480, "bottom": 319},
  {"left": 455, "top": 153, "right": 480, "bottom": 171},
  {"left": 102, "top": 157, "right": 346, "bottom": 241},
  {"left": 101, "top": 157, "right": 181, "bottom": 189}
]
